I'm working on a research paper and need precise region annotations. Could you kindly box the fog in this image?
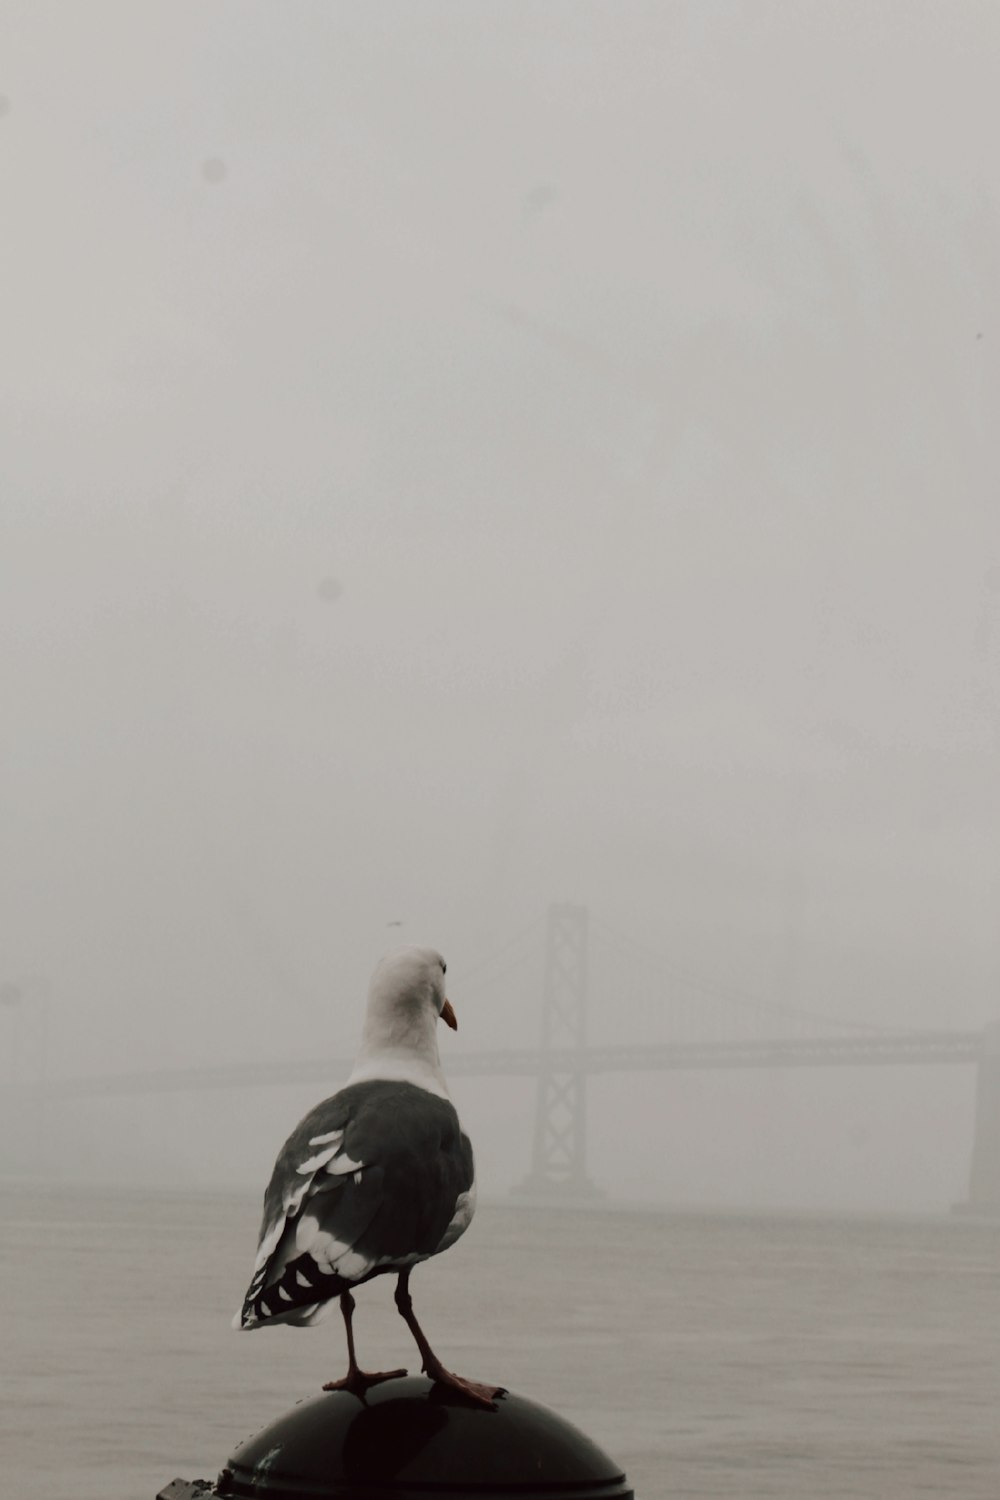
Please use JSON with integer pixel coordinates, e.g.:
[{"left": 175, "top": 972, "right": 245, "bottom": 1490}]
[{"left": 2, "top": 2, "right": 998, "bottom": 1212}]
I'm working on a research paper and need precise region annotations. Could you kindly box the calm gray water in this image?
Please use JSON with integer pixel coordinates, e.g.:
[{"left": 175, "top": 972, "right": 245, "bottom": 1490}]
[{"left": 1, "top": 1182, "right": 998, "bottom": 1499}]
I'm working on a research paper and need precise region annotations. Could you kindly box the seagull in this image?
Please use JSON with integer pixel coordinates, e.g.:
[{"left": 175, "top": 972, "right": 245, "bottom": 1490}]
[{"left": 233, "top": 946, "right": 503, "bottom": 1408}]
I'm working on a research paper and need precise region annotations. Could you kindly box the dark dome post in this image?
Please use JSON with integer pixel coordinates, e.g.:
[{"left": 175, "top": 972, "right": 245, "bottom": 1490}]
[{"left": 156, "top": 1377, "right": 634, "bottom": 1500}]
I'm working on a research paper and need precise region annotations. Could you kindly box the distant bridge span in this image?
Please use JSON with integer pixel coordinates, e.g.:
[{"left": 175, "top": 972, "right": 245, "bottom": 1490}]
[
  {"left": 9, "top": 904, "right": 1000, "bottom": 1211},
  {"left": 40, "top": 1029, "right": 984, "bottom": 1101}
]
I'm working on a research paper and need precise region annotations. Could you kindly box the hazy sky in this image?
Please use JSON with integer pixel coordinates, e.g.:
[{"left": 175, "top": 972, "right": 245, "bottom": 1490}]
[{"left": 2, "top": 2, "right": 999, "bottom": 1208}]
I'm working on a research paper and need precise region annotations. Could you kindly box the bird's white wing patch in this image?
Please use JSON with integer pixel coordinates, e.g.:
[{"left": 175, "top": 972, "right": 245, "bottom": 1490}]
[
  {"left": 309, "top": 1130, "right": 345, "bottom": 1147},
  {"left": 434, "top": 1180, "right": 477, "bottom": 1255},
  {"left": 324, "top": 1150, "right": 365, "bottom": 1176},
  {"left": 294, "top": 1211, "right": 377, "bottom": 1281},
  {"left": 294, "top": 1212, "right": 324, "bottom": 1253},
  {"left": 295, "top": 1145, "right": 342, "bottom": 1176},
  {"left": 248, "top": 1217, "right": 285, "bottom": 1280}
]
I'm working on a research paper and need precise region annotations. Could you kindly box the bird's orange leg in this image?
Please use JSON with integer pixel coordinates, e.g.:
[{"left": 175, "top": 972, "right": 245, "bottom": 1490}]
[
  {"left": 393, "top": 1269, "right": 504, "bottom": 1409},
  {"left": 322, "top": 1290, "right": 407, "bottom": 1395}
]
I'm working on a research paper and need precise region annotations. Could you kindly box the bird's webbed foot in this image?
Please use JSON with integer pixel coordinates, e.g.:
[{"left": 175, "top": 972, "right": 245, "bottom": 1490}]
[
  {"left": 322, "top": 1366, "right": 407, "bottom": 1395},
  {"left": 422, "top": 1355, "right": 506, "bottom": 1409}
]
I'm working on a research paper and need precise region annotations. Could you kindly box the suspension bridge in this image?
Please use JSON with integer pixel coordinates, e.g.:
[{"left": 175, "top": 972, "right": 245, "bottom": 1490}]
[{"left": 3, "top": 906, "right": 998, "bottom": 1209}]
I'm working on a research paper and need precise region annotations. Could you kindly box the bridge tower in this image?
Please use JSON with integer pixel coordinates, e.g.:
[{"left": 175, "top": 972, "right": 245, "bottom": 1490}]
[
  {"left": 517, "top": 903, "right": 599, "bottom": 1197},
  {"left": 966, "top": 1023, "right": 1000, "bottom": 1212}
]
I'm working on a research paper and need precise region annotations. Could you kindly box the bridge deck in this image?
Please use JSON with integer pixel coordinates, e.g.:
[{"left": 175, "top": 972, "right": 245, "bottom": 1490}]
[{"left": 35, "top": 1031, "right": 983, "bottom": 1100}]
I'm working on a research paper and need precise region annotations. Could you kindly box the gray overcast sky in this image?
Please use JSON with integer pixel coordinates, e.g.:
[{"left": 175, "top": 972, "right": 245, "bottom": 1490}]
[{"left": 2, "top": 2, "right": 999, "bottom": 1206}]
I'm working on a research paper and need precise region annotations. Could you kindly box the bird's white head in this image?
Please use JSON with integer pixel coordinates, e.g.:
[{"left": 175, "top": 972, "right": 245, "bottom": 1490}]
[
  {"left": 350, "top": 947, "right": 457, "bottom": 1097},
  {"left": 367, "top": 946, "right": 455, "bottom": 1034}
]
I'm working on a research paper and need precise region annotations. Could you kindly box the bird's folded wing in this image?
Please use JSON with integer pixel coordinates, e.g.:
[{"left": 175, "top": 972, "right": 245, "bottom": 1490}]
[
  {"left": 236, "top": 1081, "right": 472, "bottom": 1329},
  {"left": 236, "top": 1090, "right": 374, "bottom": 1325}
]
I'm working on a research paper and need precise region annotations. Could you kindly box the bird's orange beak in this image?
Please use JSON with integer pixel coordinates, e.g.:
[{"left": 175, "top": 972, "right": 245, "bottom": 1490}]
[{"left": 441, "top": 998, "right": 458, "bottom": 1031}]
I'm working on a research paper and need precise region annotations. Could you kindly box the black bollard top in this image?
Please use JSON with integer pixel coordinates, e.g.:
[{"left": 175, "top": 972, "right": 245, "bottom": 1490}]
[{"left": 217, "top": 1376, "right": 633, "bottom": 1500}]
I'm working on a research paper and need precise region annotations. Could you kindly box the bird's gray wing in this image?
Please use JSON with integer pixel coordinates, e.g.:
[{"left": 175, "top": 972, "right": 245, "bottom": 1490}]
[{"left": 235, "top": 1080, "right": 474, "bottom": 1329}]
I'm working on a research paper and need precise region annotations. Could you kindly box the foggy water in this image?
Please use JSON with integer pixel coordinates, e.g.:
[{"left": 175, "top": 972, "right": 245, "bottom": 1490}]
[{"left": 2, "top": 1183, "right": 998, "bottom": 1499}]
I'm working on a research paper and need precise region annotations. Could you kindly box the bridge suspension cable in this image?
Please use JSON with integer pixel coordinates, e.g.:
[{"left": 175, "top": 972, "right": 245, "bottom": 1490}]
[
  {"left": 590, "top": 916, "right": 898, "bottom": 1036},
  {"left": 452, "top": 914, "right": 546, "bottom": 995}
]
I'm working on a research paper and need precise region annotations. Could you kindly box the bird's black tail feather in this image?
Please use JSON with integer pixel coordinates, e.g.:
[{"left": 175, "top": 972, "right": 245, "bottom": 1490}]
[{"left": 239, "top": 1253, "right": 347, "bottom": 1328}]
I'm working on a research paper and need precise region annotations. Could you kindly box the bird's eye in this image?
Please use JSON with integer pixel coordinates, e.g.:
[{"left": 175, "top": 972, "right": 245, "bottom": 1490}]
[{"left": 441, "top": 960, "right": 447, "bottom": 975}]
